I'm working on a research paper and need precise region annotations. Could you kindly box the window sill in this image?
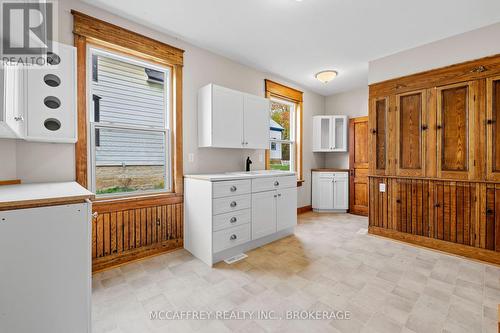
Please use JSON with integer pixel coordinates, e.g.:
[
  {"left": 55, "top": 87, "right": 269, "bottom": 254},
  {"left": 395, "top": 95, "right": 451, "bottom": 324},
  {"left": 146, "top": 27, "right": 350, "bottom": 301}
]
[{"left": 92, "top": 192, "right": 183, "bottom": 211}]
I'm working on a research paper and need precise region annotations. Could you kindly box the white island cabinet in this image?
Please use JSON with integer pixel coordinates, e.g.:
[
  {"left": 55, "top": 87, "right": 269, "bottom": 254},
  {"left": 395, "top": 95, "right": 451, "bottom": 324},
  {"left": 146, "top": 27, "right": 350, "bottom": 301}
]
[
  {"left": 184, "top": 171, "right": 297, "bottom": 265},
  {"left": 0, "top": 182, "right": 93, "bottom": 333}
]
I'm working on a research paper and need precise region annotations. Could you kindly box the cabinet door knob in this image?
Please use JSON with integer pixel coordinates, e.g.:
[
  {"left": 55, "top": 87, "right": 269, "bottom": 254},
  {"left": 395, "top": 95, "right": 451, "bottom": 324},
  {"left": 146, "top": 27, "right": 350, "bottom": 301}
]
[
  {"left": 436, "top": 125, "right": 442, "bottom": 130},
  {"left": 230, "top": 217, "right": 237, "bottom": 223},
  {"left": 230, "top": 186, "right": 237, "bottom": 192},
  {"left": 487, "top": 119, "right": 495, "bottom": 125},
  {"left": 278, "top": 193, "right": 281, "bottom": 197},
  {"left": 486, "top": 209, "right": 494, "bottom": 216},
  {"left": 230, "top": 234, "right": 237, "bottom": 240},
  {"left": 14, "top": 116, "right": 24, "bottom": 122},
  {"left": 274, "top": 181, "right": 280, "bottom": 186},
  {"left": 230, "top": 201, "right": 237, "bottom": 208},
  {"left": 421, "top": 125, "right": 428, "bottom": 131},
  {"left": 371, "top": 129, "right": 377, "bottom": 134}
]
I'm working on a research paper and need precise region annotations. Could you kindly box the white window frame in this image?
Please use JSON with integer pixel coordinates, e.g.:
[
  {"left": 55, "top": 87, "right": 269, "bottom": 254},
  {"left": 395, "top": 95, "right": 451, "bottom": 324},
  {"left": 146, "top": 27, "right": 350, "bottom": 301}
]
[
  {"left": 269, "top": 97, "right": 296, "bottom": 172},
  {"left": 87, "top": 46, "right": 172, "bottom": 198}
]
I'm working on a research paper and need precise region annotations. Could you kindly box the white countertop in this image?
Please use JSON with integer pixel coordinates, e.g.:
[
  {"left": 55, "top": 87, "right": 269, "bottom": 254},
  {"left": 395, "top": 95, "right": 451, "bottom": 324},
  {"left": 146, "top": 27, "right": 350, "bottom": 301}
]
[
  {"left": 184, "top": 170, "right": 296, "bottom": 181},
  {"left": 0, "top": 181, "right": 94, "bottom": 209}
]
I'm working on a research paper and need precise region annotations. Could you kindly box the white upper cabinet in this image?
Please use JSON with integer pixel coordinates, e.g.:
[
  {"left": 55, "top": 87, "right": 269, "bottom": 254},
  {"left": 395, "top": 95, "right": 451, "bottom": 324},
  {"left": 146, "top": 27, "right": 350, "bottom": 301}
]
[
  {"left": 243, "top": 94, "right": 269, "bottom": 149},
  {"left": 0, "top": 42, "right": 77, "bottom": 143},
  {"left": 198, "top": 84, "right": 270, "bottom": 149},
  {"left": 312, "top": 115, "right": 348, "bottom": 152}
]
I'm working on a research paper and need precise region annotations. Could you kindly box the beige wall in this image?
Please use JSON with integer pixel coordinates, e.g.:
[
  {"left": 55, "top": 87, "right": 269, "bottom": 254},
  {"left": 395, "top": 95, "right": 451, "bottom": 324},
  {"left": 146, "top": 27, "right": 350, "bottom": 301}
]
[
  {"left": 324, "top": 87, "right": 368, "bottom": 169},
  {"left": 369, "top": 22, "right": 500, "bottom": 84},
  {"left": 0, "top": 0, "right": 325, "bottom": 207}
]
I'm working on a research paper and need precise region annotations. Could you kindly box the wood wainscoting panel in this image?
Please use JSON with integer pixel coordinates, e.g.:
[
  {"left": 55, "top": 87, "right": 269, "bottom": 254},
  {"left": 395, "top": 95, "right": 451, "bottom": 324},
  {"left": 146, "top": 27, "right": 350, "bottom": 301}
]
[
  {"left": 92, "top": 195, "right": 183, "bottom": 272},
  {"left": 368, "top": 176, "right": 500, "bottom": 265}
]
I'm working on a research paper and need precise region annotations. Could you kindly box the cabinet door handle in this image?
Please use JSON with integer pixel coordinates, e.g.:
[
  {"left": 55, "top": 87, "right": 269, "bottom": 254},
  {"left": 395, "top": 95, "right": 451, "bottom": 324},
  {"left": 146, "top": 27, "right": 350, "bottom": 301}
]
[
  {"left": 371, "top": 129, "right": 377, "bottom": 134},
  {"left": 230, "top": 201, "right": 237, "bottom": 208},
  {"left": 486, "top": 209, "right": 494, "bottom": 216},
  {"left": 274, "top": 194, "right": 277, "bottom": 198},
  {"left": 230, "top": 234, "right": 237, "bottom": 240},
  {"left": 421, "top": 125, "right": 428, "bottom": 131},
  {"left": 487, "top": 119, "right": 495, "bottom": 125},
  {"left": 278, "top": 193, "right": 281, "bottom": 197},
  {"left": 14, "top": 116, "right": 24, "bottom": 122},
  {"left": 230, "top": 186, "right": 237, "bottom": 192},
  {"left": 274, "top": 181, "right": 280, "bottom": 186},
  {"left": 230, "top": 217, "right": 237, "bottom": 223},
  {"left": 436, "top": 125, "right": 442, "bottom": 130}
]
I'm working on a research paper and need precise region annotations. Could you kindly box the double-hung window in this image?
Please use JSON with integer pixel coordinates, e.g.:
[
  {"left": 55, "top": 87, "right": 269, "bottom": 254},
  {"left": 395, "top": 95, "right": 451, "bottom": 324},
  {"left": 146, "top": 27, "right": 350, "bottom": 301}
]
[
  {"left": 88, "top": 47, "right": 171, "bottom": 197},
  {"left": 269, "top": 98, "right": 296, "bottom": 172}
]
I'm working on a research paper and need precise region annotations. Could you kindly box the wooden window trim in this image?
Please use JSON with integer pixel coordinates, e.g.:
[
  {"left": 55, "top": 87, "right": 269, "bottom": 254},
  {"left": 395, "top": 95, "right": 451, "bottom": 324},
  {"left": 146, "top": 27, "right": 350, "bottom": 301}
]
[
  {"left": 72, "top": 11, "right": 184, "bottom": 198},
  {"left": 265, "top": 79, "right": 303, "bottom": 186}
]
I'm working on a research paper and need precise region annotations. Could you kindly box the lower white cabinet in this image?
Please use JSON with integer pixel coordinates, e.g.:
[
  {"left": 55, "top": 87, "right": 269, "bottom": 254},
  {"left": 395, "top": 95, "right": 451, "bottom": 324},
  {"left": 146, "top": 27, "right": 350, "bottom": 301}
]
[
  {"left": 184, "top": 173, "right": 297, "bottom": 266},
  {"left": 312, "top": 171, "right": 349, "bottom": 211}
]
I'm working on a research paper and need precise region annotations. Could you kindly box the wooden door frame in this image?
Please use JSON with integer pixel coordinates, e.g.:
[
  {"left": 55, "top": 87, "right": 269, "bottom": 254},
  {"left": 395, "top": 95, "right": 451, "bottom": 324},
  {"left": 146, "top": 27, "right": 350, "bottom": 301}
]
[{"left": 349, "top": 116, "right": 369, "bottom": 216}]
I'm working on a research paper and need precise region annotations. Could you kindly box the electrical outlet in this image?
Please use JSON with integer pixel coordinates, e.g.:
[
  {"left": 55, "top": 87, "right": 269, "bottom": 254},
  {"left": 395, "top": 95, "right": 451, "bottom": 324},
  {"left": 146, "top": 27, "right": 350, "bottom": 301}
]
[
  {"left": 188, "top": 153, "right": 194, "bottom": 163},
  {"left": 379, "top": 183, "right": 386, "bottom": 192}
]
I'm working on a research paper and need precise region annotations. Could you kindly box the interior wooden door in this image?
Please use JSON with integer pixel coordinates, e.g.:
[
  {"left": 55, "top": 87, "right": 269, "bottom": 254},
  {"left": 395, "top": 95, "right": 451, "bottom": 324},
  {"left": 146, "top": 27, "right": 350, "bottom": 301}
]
[
  {"left": 436, "top": 81, "right": 477, "bottom": 180},
  {"left": 396, "top": 90, "right": 427, "bottom": 177},
  {"left": 349, "top": 116, "right": 369, "bottom": 216},
  {"left": 368, "top": 97, "right": 389, "bottom": 175},
  {"left": 486, "top": 76, "right": 500, "bottom": 181}
]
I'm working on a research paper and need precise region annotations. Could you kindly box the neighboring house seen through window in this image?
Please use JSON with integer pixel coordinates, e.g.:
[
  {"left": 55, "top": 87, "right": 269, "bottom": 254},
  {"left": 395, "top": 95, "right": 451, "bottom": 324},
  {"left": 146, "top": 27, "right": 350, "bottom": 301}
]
[
  {"left": 89, "top": 47, "right": 171, "bottom": 197},
  {"left": 269, "top": 98, "right": 295, "bottom": 172}
]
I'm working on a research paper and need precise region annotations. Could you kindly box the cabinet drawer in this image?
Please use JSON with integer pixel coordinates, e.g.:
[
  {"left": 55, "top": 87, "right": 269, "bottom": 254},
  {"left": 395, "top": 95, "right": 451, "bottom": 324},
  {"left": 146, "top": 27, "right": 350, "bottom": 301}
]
[
  {"left": 213, "top": 194, "right": 251, "bottom": 215},
  {"left": 252, "top": 176, "right": 296, "bottom": 192},
  {"left": 213, "top": 223, "right": 251, "bottom": 253},
  {"left": 213, "top": 209, "right": 251, "bottom": 232},
  {"left": 213, "top": 180, "right": 251, "bottom": 198}
]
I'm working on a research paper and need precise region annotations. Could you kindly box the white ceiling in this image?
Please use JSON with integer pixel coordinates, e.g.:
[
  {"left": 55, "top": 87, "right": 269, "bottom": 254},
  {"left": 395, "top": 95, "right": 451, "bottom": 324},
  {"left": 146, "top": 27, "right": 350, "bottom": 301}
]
[{"left": 82, "top": 0, "right": 500, "bottom": 96}]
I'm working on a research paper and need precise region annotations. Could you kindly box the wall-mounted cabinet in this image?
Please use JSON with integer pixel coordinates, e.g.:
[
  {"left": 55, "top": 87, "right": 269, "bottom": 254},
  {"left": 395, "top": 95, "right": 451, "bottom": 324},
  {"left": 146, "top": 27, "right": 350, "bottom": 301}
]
[
  {"left": 486, "top": 76, "right": 500, "bottom": 181},
  {"left": 396, "top": 90, "right": 427, "bottom": 177},
  {"left": 312, "top": 115, "right": 348, "bottom": 152},
  {"left": 0, "top": 42, "right": 77, "bottom": 143},
  {"left": 436, "top": 81, "right": 477, "bottom": 180},
  {"left": 198, "top": 84, "right": 270, "bottom": 149},
  {"left": 369, "top": 97, "right": 389, "bottom": 175}
]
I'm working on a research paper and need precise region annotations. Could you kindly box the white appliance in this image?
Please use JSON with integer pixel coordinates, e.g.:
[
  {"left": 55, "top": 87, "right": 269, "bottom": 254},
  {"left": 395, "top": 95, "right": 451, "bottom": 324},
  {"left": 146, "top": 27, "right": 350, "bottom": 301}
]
[
  {"left": 0, "top": 182, "right": 93, "bottom": 333},
  {"left": 312, "top": 171, "right": 349, "bottom": 211},
  {"left": 312, "top": 115, "right": 348, "bottom": 152},
  {"left": 0, "top": 42, "right": 77, "bottom": 143},
  {"left": 184, "top": 171, "right": 297, "bottom": 265},
  {"left": 198, "top": 84, "right": 270, "bottom": 149}
]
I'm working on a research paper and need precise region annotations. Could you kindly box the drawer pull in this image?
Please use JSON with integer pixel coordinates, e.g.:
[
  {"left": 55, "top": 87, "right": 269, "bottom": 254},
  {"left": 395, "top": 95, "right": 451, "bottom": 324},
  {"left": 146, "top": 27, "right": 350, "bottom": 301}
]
[
  {"left": 230, "top": 234, "right": 237, "bottom": 240},
  {"left": 230, "top": 217, "right": 237, "bottom": 223},
  {"left": 274, "top": 180, "right": 280, "bottom": 186},
  {"left": 230, "top": 186, "right": 237, "bottom": 192},
  {"left": 230, "top": 201, "right": 237, "bottom": 208}
]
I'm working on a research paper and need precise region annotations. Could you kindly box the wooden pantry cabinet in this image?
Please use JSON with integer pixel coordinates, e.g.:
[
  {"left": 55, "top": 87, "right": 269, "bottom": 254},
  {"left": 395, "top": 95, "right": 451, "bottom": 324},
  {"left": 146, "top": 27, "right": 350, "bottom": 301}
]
[{"left": 368, "top": 53, "right": 500, "bottom": 265}]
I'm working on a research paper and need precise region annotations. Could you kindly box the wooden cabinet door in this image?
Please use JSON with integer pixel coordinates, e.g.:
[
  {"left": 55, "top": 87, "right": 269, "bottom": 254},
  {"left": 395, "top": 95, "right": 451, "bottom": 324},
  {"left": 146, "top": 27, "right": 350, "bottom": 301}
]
[
  {"left": 349, "top": 116, "right": 369, "bottom": 215},
  {"left": 396, "top": 90, "right": 427, "bottom": 177},
  {"left": 243, "top": 94, "right": 269, "bottom": 149},
  {"left": 394, "top": 179, "right": 429, "bottom": 237},
  {"left": 436, "top": 82, "right": 477, "bottom": 180},
  {"left": 369, "top": 97, "right": 389, "bottom": 175},
  {"left": 251, "top": 190, "right": 277, "bottom": 239},
  {"left": 486, "top": 76, "right": 500, "bottom": 181},
  {"left": 483, "top": 184, "right": 500, "bottom": 252},
  {"left": 276, "top": 187, "right": 297, "bottom": 231}
]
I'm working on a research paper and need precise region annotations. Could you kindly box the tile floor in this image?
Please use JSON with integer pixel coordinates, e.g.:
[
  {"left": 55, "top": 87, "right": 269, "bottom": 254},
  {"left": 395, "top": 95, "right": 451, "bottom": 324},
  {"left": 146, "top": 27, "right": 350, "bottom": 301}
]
[{"left": 92, "top": 212, "right": 500, "bottom": 333}]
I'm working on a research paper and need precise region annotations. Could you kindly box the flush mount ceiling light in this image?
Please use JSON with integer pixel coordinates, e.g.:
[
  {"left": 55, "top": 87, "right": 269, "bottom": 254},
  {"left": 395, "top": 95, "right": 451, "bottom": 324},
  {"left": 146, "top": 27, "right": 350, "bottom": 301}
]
[{"left": 315, "top": 70, "right": 338, "bottom": 84}]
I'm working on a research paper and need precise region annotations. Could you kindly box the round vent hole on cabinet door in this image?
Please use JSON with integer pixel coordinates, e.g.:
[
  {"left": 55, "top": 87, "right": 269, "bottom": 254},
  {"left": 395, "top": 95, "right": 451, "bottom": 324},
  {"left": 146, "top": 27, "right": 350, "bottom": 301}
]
[
  {"left": 46, "top": 52, "right": 61, "bottom": 65},
  {"left": 44, "top": 118, "right": 61, "bottom": 131},
  {"left": 44, "top": 74, "right": 61, "bottom": 87},
  {"left": 44, "top": 96, "right": 61, "bottom": 109}
]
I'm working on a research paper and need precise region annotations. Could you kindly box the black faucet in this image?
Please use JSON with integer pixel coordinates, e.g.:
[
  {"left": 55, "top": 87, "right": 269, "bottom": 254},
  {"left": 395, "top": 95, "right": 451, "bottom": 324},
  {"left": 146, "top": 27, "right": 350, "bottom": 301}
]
[{"left": 246, "top": 156, "right": 252, "bottom": 172}]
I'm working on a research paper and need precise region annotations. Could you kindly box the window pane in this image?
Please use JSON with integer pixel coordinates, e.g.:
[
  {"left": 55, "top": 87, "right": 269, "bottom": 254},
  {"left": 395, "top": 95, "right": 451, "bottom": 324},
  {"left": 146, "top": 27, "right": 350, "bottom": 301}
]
[
  {"left": 95, "top": 127, "right": 167, "bottom": 195},
  {"left": 269, "top": 142, "right": 293, "bottom": 171},
  {"left": 270, "top": 100, "right": 291, "bottom": 141},
  {"left": 91, "top": 52, "right": 169, "bottom": 128}
]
